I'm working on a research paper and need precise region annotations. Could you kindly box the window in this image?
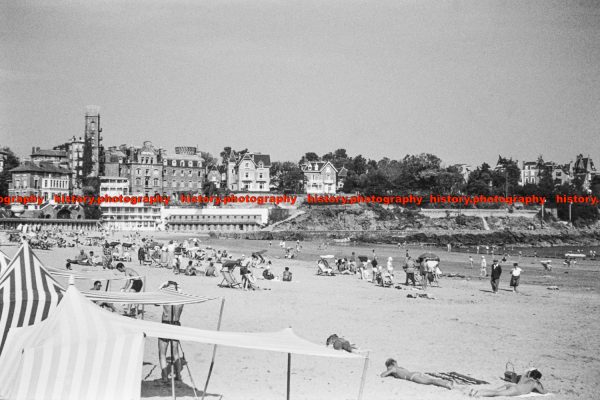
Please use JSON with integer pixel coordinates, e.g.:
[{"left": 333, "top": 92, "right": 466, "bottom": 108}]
[
  {"left": 188, "top": 161, "right": 193, "bottom": 167},
  {"left": 188, "top": 170, "right": 192, "bottom": 177},
  {"left": 245, "top": 173, "right": 249, "bottom": 178},
  {"left": 154, "top": 178, "right": 159, "bottom": 186},
  {"left": 259, "top": 183, "right": 264, "bottom": 190},
  {"left": 154, "top": 169, "right": 159, "bottom": 176},
  {"left": 172, "top": 160, "right": 176, "bottom": 166},
  {"left": 135, "top": 178, "right": 141, "bottom": 185},
  {"left": 180, "top": 161, "right": 185, "bottom": 167},
  {"left": 136, "top": 169, "right": 141, "bottom": 175},
  {"left": 259, "top": 173, "right": 263, "bottom": 179},
  {"left": 245, "top": 162, "right": 249, "bottom": 168}
]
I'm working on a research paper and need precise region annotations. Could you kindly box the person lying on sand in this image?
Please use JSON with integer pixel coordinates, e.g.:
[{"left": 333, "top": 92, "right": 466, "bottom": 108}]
[
  {"left": 380, "top": 359, "right": 453, "bottom": 390},
  {"left": 469, "top": 369, "right": 546, "bottom": 397},
  {"left": 326, "top": 334, "right": 356, "bottom": 352}
]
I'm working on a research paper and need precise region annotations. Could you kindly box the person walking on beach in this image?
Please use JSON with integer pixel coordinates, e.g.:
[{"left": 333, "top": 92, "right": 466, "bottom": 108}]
[
  {"left": 490, "top": 259, "right": 502, "bottom": 294},
  {"left": 404, "top": 256, "right": 416, "bottom": 286},
  {"left": 510, "top": 263, "right": 522, "bottom": 293},
  {"left": 137, "top": 245, "right": 145, "bottom": 265},
  {"left": 480, "top": 256, "right": 487, "bottom": 279},
  {"left": 158, "top": 281, "right": 184, "bottom": 383},
  {"left": 469, "top": 256, "right": 474, "bottom": 269}
]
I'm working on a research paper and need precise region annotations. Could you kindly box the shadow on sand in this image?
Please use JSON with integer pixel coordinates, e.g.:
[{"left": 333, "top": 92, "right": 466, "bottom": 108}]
[{"left": 141, "top": 380, "right": 222, "bottom": 399}]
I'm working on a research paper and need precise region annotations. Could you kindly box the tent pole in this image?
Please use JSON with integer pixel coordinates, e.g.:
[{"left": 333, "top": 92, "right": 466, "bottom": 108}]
[
  {"left": 201, "top": 297, "right": 225, "bottom": 400},
  {"left": 286, "top": 353, "right": 291, "bottom": 400},
  {"left": 357, "top": 351, "right": 370, "bottom": 400},
  {"left": 141, "top": 276, "right": 146, "bottom": 320}
]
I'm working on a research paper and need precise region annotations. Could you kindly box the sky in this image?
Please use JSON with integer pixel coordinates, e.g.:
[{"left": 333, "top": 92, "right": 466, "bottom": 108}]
[{"left": 1, "top": 0, "right": 599, "bottom": 166}]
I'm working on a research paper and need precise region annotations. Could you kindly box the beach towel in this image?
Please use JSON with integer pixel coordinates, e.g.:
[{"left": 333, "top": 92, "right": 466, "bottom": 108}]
[
  {"left": 516, "top": 393, "right": 552, "bottom": 397},
  {"left": 426, "top": 372, "right": 488, "bottom": 385}
]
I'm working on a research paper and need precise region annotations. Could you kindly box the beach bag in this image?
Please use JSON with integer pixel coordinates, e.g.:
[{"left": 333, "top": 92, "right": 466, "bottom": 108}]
[{"left": 504, "top": 362, "right": 519, "bottom": 383}]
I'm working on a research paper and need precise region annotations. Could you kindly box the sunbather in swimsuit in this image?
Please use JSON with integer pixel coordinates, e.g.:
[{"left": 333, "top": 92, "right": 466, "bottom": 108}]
[
  {"left": 380, "top": 359, "right": 453, "bottom": 390},
  {"left": 469, "top": 369, "right": 546, "bottom": 397}
]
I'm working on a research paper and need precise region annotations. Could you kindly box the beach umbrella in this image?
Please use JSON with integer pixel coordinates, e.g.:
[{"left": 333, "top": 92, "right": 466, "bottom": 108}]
[
  {"left": 358, "top": 255, "right": 369, "bottom": 262},
  {"left": 418, "top": 252, "right": 440, "bottom": 262}
]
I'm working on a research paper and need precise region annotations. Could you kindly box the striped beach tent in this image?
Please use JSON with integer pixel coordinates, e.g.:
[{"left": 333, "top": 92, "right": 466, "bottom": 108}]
[
  {"left": 0, "top": 241, "right": 64, "bottom": 354},
  {"left": 0, "top": 249, "right": 10, "bottom": 276},
  {"left": 0, "top": 284, "right": 364, "bottom": 400}
]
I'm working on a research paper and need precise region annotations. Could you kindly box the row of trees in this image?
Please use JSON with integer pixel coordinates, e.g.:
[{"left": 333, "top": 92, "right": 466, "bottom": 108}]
[{"left": 271, "top": 149, "right": 599, "bottom": 204}]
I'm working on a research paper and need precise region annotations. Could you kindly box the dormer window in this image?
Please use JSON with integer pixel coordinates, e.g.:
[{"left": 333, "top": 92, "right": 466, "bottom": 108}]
[
  {"left": 258, "top": 162, "right": 263, "bottom": 168},
  {"left": 171, "top": 160, "right": 176, "bottom": 167}
]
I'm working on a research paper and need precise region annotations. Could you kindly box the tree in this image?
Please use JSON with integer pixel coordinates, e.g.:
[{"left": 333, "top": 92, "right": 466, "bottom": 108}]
[
  {"left": 0, "top": 147, "right": 19, "bottom": 197},
  {"left": 393, "top": 153, "right": 442, "bottom": 192},
  {"left": 299, "top": 152, "right": 319, "bottom": 165},
  {"left": 220, "top": 146, "right": 232, "bottom": 163},
  {"left": 200, "top": 151, "right": 218, "bottom": 167},
  {"left": 466, "top": 163, "right": 493, "bottom": 195},
  {"left": 351, "top": 155, "right": 368, "bottom": 175},
  {"left": 272, "top": 161, "right": 304, "bottom": 192},
  {"left": 491, "top": 156, "right": 520, "bottom": 195}
]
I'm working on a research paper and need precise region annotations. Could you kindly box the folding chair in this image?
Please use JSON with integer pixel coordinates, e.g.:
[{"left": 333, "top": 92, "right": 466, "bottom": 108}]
[
  {"left": 316, "top": 257, "right": 335, "bottom": 276},
  {"left": 218, "top": 269, "right": 242, "bottom": 288},
  {"left": 218, "top": 261, "right": 242, "bottom": 288}
]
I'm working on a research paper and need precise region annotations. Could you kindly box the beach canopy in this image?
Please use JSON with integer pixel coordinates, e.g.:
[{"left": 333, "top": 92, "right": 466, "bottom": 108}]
[
  {"left": 0, "top": 285, "right": 362, "bottom": 400},
  {"left": 0, "top": 242, "right": 64, "bottom": 354},
  {"left": 46, "top": 266, "right": 142, "bottom": 281},
  {"left": 82, "top": 287, "right": 216, "bottom": 305},
  {"left": 417, "top": 252, "right": 440, "bottom": 262}
]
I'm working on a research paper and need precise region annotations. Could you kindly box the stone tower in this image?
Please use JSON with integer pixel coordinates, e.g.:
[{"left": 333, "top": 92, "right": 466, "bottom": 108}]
[{"left": 85, "top": 105, "right": 102, "bottom": 176}]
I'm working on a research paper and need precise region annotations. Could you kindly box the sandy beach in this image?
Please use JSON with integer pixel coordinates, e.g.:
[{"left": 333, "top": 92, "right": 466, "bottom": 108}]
[{"left": 2, "top": 235, "right": 599, "bottom": 400}]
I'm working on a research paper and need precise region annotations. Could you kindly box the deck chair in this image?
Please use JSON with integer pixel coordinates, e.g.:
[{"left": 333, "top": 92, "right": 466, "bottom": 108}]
[
  {"left": 218, "top": 267, "right": 242, "bottom": 288},
  {"left": 317, "top": 260, "right": 335, "bottom": 276}
]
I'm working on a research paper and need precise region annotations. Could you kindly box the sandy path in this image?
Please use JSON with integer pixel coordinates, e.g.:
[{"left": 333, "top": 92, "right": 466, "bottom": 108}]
[{"left": 2, "top": 236, "right": 599, "bottom": 400}]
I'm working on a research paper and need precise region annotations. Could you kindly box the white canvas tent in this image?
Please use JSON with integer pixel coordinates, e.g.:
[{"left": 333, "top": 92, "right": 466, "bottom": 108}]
[{"left": 0, "top": 284, "right": 364, "bottom": 400}]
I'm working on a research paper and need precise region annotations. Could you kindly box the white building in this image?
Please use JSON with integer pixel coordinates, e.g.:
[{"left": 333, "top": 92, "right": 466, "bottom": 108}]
[
  {"left": 99, "top": 176, "right": 162, "bottom": 231},
  {"left": 301, "top": 161, "right": 337, "bottom": 194}
]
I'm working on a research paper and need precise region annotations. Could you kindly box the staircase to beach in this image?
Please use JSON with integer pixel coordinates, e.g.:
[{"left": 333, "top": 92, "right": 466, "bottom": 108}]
[
  {"left": 481, "top": 216, "right": 491, "bottom": 231},
  {"left": 262, "top": 210, "right": 306, "bottom": 232}
]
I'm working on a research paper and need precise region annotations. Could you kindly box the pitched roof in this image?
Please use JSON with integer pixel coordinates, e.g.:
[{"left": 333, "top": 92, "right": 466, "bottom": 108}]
[
  {"left": 236, "top": 152, "right": 271, "bottom": 167},
  {"left": 9, "top": 162, "right": 71, "bottom": 175},
  {"left": 301, "top": 161, "right": 338, "bottom": 173},
  {"left": 31, "top": 149, "right": 67, "bottom": 158}
]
